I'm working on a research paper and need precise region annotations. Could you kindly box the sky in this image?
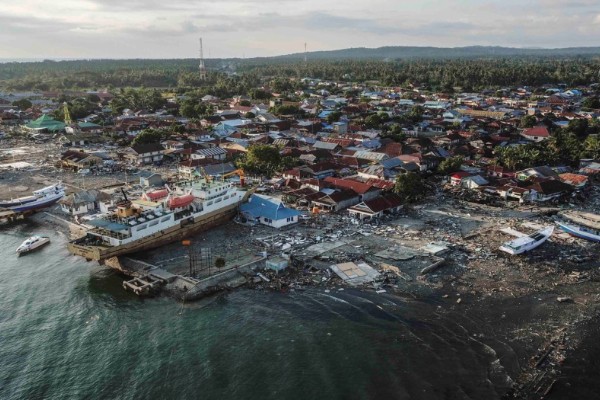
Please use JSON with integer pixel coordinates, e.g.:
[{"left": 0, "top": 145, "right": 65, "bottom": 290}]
[{"left": 1, "top": 0, "right": 600, "bottom": 59}]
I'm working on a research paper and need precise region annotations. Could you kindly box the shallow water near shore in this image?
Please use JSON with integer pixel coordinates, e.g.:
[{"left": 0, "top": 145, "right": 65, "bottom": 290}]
[{"left": 0, "top": 222, "right": 592, "bottom": 399}]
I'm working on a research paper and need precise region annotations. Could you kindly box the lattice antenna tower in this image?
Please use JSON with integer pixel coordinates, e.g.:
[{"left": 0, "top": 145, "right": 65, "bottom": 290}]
[
  {"left": 199, "top": 38, "right": 207, "bottom": 80},
  {"left": 304, "top": 42, "right": 307, "bottom": 63}
]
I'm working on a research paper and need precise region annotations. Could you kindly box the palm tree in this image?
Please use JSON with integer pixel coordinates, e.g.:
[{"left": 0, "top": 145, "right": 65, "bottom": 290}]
[{"left": 583, "top": 135, "right": 600, "bottom": 160}]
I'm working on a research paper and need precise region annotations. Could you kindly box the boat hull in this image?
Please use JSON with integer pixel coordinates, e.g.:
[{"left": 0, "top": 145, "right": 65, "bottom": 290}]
[
  {"left": 0, "top": 196, "right": 37, "bottom": 208},
  {"left": 557, "top": 221, "right": 600, "bottom": 242},
  {"left": 499, "top": 226, "right": 553, "bottom": 255},
  {"left": 17, "top": 239, "right": 50, "bottom": 256},
  {"left": 8, "top": 194, "right": 63, "bottom": 212},
  {"left": 68, "top": 204, "right": 238, "bottom": 262}
]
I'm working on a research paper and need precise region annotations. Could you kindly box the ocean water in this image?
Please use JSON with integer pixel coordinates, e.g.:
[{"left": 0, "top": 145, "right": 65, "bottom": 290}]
[{"left": 0, "top": 222, "right": 522, "bottom": 399}]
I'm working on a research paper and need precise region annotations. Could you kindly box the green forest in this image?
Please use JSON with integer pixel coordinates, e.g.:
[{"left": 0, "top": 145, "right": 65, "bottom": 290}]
[{"left": 1, "top": 55, "right": 600, "bottom": 93}]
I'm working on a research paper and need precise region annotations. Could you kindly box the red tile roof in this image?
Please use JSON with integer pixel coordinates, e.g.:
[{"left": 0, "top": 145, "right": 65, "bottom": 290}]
[
  {"left": 559, "top": 173, "right": 588, "bottom": 186},
  {"left": 359, "top": 193, "right": 403, "bottom": 213},
  {"left": 522, "top": 126, "right": 550, "bottom": 137},
  {"left": 324, "top": 177, "right": 378, "bottom": 195}
]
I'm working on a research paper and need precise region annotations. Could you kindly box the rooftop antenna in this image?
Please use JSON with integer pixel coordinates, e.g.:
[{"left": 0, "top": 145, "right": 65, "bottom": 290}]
[
  {"left": 199, "top": 38, "right": 207, "bottom": 80},
  {"left": 304, "top": 42, "right": 307, "bottom": 63}
]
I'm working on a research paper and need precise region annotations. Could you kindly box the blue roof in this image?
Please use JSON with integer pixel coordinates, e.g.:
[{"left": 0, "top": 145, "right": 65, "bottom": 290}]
[
  {"left": 240, "top": 195, "right": 301, "bottom": 221},
  {"left": 381, "top": 158, "right": 404, "bottom": 169}
]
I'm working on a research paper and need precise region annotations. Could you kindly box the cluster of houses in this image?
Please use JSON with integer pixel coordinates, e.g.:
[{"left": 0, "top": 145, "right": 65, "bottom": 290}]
[
  {"left": 449, "top": 164, "right": 596, "bottom": 204},
  {"left": 2, "top": 80, "right": 600, "bottom": 224}
]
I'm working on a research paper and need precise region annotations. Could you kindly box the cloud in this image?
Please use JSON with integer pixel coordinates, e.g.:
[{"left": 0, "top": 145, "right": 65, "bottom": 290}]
[
  {"left": 1, "top": 1, "right": 600, "bottom": 58},
  {"left": 0, "top": 14, "right": 79, "bottom": 34}
]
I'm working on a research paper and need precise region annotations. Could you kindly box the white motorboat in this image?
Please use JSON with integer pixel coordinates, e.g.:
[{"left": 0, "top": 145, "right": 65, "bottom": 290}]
[
  {"left": 16, "top": 235, "right": 51, "bottom": 256},
  {"left": 499, "top": 226, "right": 554, "bottom": 255}
]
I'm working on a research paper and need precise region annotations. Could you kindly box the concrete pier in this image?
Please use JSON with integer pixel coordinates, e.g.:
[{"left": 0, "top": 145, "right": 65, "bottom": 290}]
[{"left": 0, "top": 210, "right": 33, "bottom": 223}]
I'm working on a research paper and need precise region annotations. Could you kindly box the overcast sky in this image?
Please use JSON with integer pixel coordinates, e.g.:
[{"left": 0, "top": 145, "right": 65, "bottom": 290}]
[{"left": 1, "top": 0, "right": 599, "bottom": 59}]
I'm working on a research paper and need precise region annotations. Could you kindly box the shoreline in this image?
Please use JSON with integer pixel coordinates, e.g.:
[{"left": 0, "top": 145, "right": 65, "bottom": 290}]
[
  {"left": 27, "top": 198, "right": 600, "bottom": 399},
  {"left": 3, "top": 161, "right": 600, "bottom": 398}
]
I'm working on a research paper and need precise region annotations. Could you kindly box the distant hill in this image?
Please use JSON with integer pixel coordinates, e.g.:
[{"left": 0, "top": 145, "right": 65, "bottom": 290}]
[{"left": 268, "top": 46, "right": 600, "bottom": 60}]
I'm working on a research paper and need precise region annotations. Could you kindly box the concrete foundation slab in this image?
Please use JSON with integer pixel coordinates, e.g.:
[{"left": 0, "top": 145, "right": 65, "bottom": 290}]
[{"left": 330, "top": 261, "right": 380, "bottom": 286}]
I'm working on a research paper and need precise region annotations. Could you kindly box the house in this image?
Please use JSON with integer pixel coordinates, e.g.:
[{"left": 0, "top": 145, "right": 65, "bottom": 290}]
[
  {"left": 486, "top": 165, "right": 514, "bottom": 178},
  {"left": 239, "top": 194, "right": 301, "bottom": 228},
  {"left": 202, "top": 162, "right": 237, "bottom": 178},
  {"left": 139, "top": 171, "right": 164, "bottom": 187},
  {"left": 59, "top": 190, "right": 112, "bottom": 215},
  {"left": 496, "top": 185, "right": 531, "bottom": 202},
  {"left": 354, "top": 151, "right": 389, "bottom": 162},
  {"left": 313, "top": 141, "right": 341, "bottom": 152},
  {"left": 579, "top": 162, "right": 600, "bottom": 176},
  {"left": 521, "top": 126, "right": 550, "bottom": 142},
  {"left": 527, "top": 180, "right": 573, "bottom": 202},
  {"left": 65, "top": 122, "right": 103, "bottom": 135},
  {"left": 177, "top": 159, "right": 212, "bottom": 179},
  {"left": 192, "top": 147, "right": 227, "bottom": 161},
  {"left": 311, "top": 189, "right": 360, "bottom": 212},
  {"left": 127, "top": 143, "right": 165, "bottom": 165},
  {"left": 60, "top": 150, "right": 103, "bottom": 170},
  {"left": 516, "top": 166, "right": 559, "bottom": 181},
  {"left": 332, "top": 121, "right": 348, "bottom": 134},
  {"left": 347, "top": 193, "right": 403, "bottom": 220},
  {"left": 283, "top": 162, "right": 337, "bottom": 181},
  {"left": 461, "top": 175, "right": 489, "bottom": 189},
  {"left": 559, "top": 173, "right": 589, "bottom": 189},
  {"left": 323, "top": 177, "right": 382, "bottom": 201},
  {"left": 450, "top": 171, "right": 472, "bottom": 186}
]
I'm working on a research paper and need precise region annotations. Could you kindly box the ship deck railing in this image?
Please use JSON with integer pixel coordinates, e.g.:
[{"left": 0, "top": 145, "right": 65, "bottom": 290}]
[{"left": 90, "top": 227, "right": 131, "bottom": 241}]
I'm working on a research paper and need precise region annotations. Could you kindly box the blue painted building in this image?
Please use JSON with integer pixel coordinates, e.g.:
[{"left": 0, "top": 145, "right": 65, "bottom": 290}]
[{"left": 240, "top": 195, "right": 301, "bottom": 228}]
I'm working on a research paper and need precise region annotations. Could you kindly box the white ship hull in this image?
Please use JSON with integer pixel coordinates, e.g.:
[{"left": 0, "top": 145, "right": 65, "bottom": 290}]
[
  {"left": 499, "top": 226, "right": 554, "bottom": 255},
  {"left": 16, "top": 236, "right": 51, "bottom": 256}
]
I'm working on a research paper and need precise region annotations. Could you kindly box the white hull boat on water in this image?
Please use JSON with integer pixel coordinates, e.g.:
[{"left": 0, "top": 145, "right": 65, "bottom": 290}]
[
  {"left": 16, "top": 235, "right": 50, "bottom": 256},
  {"left": 499, "top": 226, "right": 554, "bottom": 255}
]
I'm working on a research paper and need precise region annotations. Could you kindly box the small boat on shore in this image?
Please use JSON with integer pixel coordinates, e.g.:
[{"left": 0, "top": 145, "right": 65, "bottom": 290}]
[
  {"left": 16, "top": 235, "right": 50, "bottom": 256},
  {"left": 556, "top": 221, "right": 600, "bottom": 242},
  {"left": 499, "top": 226, "right": 554, "bottom": 255}
]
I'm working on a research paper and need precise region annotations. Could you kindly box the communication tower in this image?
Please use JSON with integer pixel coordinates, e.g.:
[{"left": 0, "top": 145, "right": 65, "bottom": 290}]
[{"left": 199, "top": 38, "right": 207, "bottom": 80}]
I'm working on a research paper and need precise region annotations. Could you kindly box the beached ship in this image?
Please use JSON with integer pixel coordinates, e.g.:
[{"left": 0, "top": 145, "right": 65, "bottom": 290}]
[
  {"left": 0, "top": 183, "right": 65, "bottom": 212},
  {"left": 67, "top": 178, "right": 251, "bottom": 262},
  {"left": 499, "top": 226, "right": 554, "bottom": 255},
  {"left": 556, "top": 211, "right": 600, "bottom": 242}
]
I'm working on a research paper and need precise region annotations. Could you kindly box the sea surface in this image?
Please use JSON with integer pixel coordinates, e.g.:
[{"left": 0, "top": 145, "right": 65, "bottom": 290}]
[{"left": 0, "top": 221, "right": 591, "bottom": 400}]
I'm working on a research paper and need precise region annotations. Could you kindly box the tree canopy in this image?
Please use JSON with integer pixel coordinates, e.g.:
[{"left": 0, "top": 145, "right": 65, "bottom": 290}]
[
  {"left": 393, "top": 173, "right": 429, "bottom": 203},
  {"left": 237, "top": 144, "right": 282, "bottom": 177},
  {"left": 131, "top": 129, "right": 167, "bottom": 146}
]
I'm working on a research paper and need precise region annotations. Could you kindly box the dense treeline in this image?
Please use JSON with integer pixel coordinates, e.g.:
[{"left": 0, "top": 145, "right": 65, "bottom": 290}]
[
  {"left": 243, "top": 58, "right": 600, "bottom": 89},
  {"left": 1, "top": 57, "right": 600, "bottom": 92}
]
